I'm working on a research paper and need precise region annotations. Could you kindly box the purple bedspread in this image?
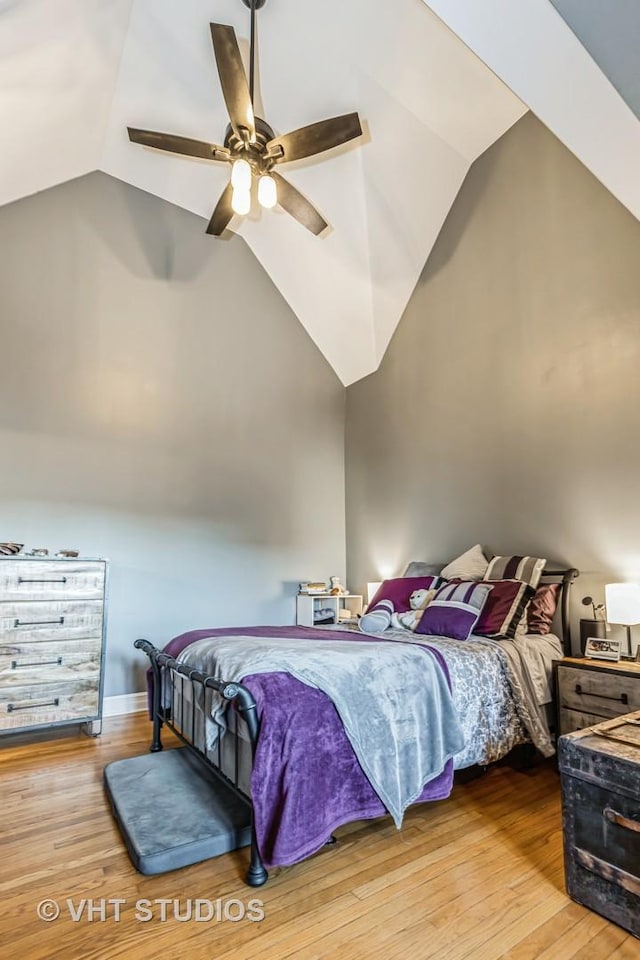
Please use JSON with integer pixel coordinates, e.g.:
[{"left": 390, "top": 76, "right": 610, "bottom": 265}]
[{"left": 161, "top": 626, "right": 455, "bottom": 868}]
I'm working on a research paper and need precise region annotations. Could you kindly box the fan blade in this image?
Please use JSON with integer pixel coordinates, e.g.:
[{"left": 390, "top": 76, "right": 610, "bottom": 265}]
[
  {"left": 127, "top": 128, "right": 229, "bottom": 162},
  {"left": 267, "top": 113, "right": 362, "bottom": 164},
  {"left": 271, "top": 172, "right": 327, "bottom": 236},
  {"left": 210, "top": 23, "right": 255, "bottom": 142},
  {"left": 206, "top": 181, "right": 234, "bottom": 236}
]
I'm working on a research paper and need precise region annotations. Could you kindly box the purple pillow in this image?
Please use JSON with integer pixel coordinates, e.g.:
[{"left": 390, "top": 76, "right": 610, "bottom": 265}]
[
  {"left": 415, "top": 581, "right": 493, "bottom": 641},
  {"left": 367, "top": 576, "right": 441, "bottom": 614},
  {"left": 475, "top": 579, "right": 535, "bottom": 639}
]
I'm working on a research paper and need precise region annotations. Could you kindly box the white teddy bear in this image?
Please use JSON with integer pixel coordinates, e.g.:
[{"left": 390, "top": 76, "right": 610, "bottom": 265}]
[{"left": 391, "top": 588, "right": 435, "bottom": 631}]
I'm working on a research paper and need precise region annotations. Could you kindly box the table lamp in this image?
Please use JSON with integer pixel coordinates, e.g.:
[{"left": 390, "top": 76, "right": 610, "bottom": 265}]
[
  {"left": 367, "top": 581, "right": 382, "bottom": 606},
  {"left": 605, "top": 582, "right": 640, "bottom": 658}
]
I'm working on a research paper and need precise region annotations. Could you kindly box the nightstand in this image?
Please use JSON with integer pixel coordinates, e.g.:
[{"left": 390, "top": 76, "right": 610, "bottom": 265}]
[
  {"left": 554, "top": 657, "right": 640, "bottom": 736},
  {"left": 296, "top": 594, "right": 363, "bottom": 628}
]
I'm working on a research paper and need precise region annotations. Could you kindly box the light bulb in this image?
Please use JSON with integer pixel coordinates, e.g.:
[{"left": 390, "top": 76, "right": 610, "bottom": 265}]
[
  {"left": 258, "top": 174, "right": 277, "bottom": 210},
  {"left": 231, "top": 158, "right": 251, "bottom": 192},
  {"left": 231, "top": 185, "right": 251, "bottom": 217}
]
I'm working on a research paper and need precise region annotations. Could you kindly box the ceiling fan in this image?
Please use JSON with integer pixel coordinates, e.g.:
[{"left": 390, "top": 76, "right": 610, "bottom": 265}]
[{"left": 127, "top": 0, "right": 363, "bottom": 237}]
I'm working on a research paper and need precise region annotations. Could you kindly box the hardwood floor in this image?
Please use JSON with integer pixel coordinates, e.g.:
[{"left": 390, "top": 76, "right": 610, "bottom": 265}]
[{"left": 1, "top": 714, "right": 637, "bottom": 960}]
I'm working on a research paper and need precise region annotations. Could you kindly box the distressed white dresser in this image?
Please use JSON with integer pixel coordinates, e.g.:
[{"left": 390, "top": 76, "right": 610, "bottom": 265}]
[{"left": 0, "top": 557, "right": 108, "bottom": 736}]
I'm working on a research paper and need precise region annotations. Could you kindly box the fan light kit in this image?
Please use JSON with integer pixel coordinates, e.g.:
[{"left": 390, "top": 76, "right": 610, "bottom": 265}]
[{"left": 127, "top": 0, "right": 363, "bottom": 236}]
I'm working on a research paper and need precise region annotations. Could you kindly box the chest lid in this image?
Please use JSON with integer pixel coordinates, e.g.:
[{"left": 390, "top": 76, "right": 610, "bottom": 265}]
[{"left": 558, "top": 711, "right": 640, "bottom": 800}]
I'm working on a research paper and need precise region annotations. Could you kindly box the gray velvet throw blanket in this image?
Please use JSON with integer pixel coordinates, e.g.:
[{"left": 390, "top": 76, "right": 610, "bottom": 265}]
[{"left": 178, "top": 633, "right": 465, "bottom": 828}]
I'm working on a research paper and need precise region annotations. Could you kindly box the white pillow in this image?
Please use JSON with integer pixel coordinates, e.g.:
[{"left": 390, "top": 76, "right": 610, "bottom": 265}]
[{"left": 441, "top": 544, "right": 489, "bottom": 582}]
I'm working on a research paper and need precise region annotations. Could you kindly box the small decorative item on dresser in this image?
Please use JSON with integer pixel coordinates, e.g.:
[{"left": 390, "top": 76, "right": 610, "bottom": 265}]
[
  {"left": 581, "top": 595, "right": 606, "bottom": 622},
  {"left": 580, "top": 595, "right": 607, "bottom": 655},
  {"left": 56, "top": 549, "right": 79, "bottom": 558},
  {"left": 28, "top": 547, "right": 49, "bottom": 557},
  {"left": 579, "top": 619, "right": 606, "bottom": 655},
  {"left": 558, "top": 711, "right": 640, "bottom": 938},
  {"left": 0, "top": 543, "right": 23, "bottom": 556},
  {"left": 584, "top": 637, "right": 622, "bottom": 662}
]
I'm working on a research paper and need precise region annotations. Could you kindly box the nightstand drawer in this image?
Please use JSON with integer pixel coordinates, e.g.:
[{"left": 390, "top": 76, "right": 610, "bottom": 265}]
[
  {"left": 0, "top": 599, "right": 104, "bottom": 644},
  {"left": 558, "top": 665, "right": 640, "bottom": 718},
  {"left": 0, "top": 638, "right": 102, "bottom": 686},
  {"left": 558, "top": 706, "right": 612, "bottom": 736},
  {"left": 0, "top": 678, "right": 100, "bottom": 730},
  {"left": 0, "top": 561, "right": 104, "bottom": 601}
]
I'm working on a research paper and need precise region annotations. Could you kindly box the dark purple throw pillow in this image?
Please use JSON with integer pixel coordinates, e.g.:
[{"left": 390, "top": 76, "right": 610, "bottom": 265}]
[
  {"left": 415, "top": 581, "right": 493, "bottom": 641},
  {"left": 527, "top": 583, "right": 560, "bottom": 635},
  {"left": 475, "top": 579, "right": 535, "bottom": 639},
  {"left": 367, "top": 576, "right": 442, "bottom": 614}
]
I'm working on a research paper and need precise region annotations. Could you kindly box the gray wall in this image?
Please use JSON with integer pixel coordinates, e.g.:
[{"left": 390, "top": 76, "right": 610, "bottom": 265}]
[
  {"left": 345, "top": 113, "right": 640, "bottom": 652},
  {"left": 0, "top": 172, "right": 346, "bottom": 695}
]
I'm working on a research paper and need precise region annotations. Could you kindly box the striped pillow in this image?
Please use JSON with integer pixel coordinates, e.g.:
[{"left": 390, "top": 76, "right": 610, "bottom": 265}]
[
  {"left": 484, "top": 555, "right": 546, "bottom": 588},
  {"left": 360, "top": 599, "right": 394, "bottom": 634},
  {"left": 415, "top": 581, "right": 493, "bottom": 641},
  {"left": 475, "top": 579, "right": 536, "bottom": 639}
]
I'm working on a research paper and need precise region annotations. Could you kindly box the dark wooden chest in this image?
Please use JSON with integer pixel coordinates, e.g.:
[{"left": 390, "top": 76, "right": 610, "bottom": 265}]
[{"left": 558, "top": 711, "right": 640, "bottom": 938}]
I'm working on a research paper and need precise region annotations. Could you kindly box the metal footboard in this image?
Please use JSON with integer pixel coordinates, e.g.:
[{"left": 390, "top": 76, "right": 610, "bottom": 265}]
[{"left": 134, "top": 639, "right": 268, "bottom": 887}]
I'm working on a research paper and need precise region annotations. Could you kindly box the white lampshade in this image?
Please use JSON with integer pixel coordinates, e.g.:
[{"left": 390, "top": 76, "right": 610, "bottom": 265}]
[
  {"left": 367, "top": 581, "right": 382, "bottom": 605},
  {"left": 605, "top": 583, "right": 640, "bottom": 625}
]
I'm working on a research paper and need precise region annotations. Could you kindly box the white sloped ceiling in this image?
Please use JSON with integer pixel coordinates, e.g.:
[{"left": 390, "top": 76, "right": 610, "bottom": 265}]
[
  {"left": 0, "top": 0, "right": 134, "bottom": 207},
  {"left": 4, "top": 1, "right": 637, "bottom": 383}
]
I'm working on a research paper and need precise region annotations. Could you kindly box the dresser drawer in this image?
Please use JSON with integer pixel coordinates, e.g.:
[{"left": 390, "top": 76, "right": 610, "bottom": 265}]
[
  {"left": 558, "top": 706, "right": 610, "bottom": 736},
  {"left": 0, "top": 600, "right": 103, "bottom": 644},
  {"left": 0, "top": 638, "right": 102, "bottom": 686},
  {"left": 0, "top": 561, "right": 105, "bottom": 602},
  {"left": 557, "top": 665, "right": 640, "bottom": 718},
  {"left": 0, "top": 678, "right": 100, "bottom": 730}
]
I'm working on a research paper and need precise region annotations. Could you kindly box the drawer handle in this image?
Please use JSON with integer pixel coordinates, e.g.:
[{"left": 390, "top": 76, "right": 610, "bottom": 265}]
[
  {"left": 14, "top": 617, "right": 65, "bottom": 628},
  {"left": 17, "top": 577, "right": 67, "bottom": 585},
  {"left": 603, "top": 807, "right": 640, "bottom": 835},
  {"left": 7, "top": 698, "right": 60, "bottom": 712},
  {"left": 11, "top": 657, "right": 63, "bottom": 670},
  {"left": 575, "top": 683, "right": 628, "bottom": 705}
]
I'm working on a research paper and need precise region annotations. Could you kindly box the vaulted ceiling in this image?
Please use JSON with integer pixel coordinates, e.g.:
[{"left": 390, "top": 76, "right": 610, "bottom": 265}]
[{"left": 2, "top": 0, "right": 639, "bottom": 384}]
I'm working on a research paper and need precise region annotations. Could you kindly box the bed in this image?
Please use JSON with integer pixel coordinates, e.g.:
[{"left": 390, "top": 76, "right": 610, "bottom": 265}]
[{"left": 135, "top": 562, "right": 578, "bottom": 886}]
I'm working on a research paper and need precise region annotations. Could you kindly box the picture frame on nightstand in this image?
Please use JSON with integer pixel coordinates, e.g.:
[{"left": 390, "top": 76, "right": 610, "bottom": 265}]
[{"left": 584, "top": 637, "right": 621, "bottom": 662}]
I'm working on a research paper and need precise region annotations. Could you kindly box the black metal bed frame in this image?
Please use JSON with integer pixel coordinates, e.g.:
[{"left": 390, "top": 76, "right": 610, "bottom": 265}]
[{"left": 134, "top": 565, "right": 579, "bottom": 886}]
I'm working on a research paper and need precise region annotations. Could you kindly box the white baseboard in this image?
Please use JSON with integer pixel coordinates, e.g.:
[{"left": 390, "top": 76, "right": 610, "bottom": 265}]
[{"left": 103, "top": 692, "right": 148, "bottom": 717}]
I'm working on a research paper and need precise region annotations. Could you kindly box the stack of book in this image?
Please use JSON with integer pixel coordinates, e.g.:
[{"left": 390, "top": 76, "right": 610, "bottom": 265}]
[{"left": 299, "top": 581, "right": 327, "bottom": 595}]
